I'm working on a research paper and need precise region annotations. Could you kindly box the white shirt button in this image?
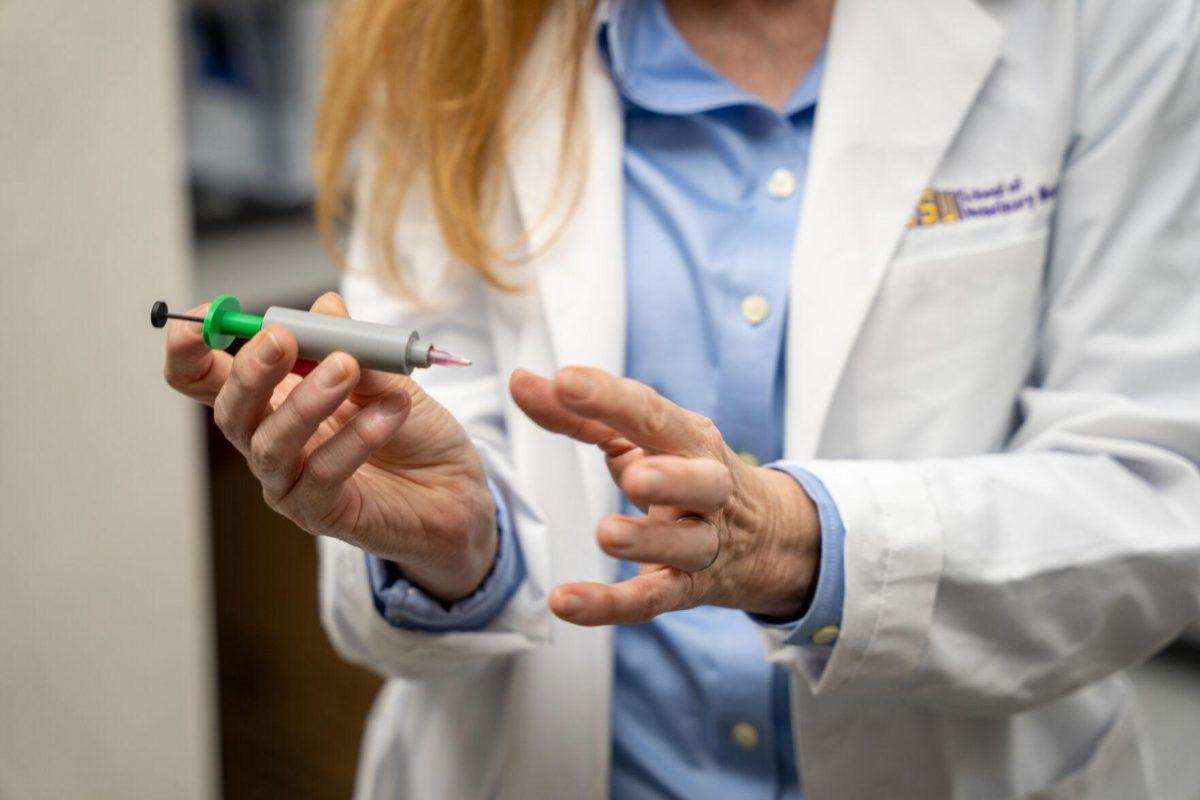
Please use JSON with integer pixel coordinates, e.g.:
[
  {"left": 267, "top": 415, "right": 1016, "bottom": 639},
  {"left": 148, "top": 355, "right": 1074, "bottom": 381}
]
[
  {"left": 730, "top": 721, "right": 761, "bottom": 750},
  {"left": 812, "top": 624, "right": 840, "bottom": 645},
  {"left": 737, "top": 451, "right": 761, "bottom": 467},
  {"left": 741, "top": 294, "right": 770, "bottom": 325},
  {"left": 767, "top": 167, "right": 798, "bottom": 199}
]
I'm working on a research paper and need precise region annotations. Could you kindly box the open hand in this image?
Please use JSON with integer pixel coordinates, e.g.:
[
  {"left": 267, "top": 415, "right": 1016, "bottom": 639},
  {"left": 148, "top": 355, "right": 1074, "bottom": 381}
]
[{"left": 510, "top": 366, "right": 821, "bottom": 626}]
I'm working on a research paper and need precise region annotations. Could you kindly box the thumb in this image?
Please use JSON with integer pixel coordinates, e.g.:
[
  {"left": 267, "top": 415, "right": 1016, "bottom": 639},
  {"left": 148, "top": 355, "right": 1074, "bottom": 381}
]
[{"left": 310, "top": 290, "right": 351, "bottom": 318}]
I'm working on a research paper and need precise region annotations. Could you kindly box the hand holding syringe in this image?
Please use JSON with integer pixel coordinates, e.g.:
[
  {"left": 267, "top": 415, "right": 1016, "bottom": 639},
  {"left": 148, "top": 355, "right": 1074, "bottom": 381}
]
[{"left": 157, "top": 292, "right": 497, "bottom": 604}]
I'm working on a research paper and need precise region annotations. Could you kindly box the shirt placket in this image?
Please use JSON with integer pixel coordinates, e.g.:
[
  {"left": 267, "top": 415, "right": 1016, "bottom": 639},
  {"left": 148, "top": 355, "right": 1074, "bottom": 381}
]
[
  {"left": 707, "top": 108, "right": 808, "bottom": 797},
  {"left": 715, "top": 110, "right": 805, "bottom": 469}
]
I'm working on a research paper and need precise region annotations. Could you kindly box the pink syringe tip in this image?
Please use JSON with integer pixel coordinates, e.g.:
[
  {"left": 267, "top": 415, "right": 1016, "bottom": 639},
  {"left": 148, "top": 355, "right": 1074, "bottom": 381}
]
[{"left": 428, "top": 348, "right": 473, "bottom": 367}]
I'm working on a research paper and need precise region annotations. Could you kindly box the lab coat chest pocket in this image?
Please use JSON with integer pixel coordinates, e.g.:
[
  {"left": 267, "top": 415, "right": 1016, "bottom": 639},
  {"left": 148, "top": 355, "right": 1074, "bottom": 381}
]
[{"left": 849, "top": 230, "right": 1050, "bottom": 458}]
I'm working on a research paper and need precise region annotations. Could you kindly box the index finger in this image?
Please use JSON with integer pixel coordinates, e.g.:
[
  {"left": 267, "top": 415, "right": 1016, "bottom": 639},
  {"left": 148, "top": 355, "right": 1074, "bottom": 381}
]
[
  {"left": 552, "top": 366, "right": 708, "bottom": 455},
  {"left": 510, "top": 369, "right": 635, "bottom": 453},
  {"left": 163, "top": 302, "right": 232, "bottom": 405}
]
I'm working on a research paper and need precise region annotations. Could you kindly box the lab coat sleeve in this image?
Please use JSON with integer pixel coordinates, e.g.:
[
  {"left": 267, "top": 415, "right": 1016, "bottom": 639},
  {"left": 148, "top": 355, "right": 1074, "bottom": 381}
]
[
  {"left": 317, "top": 184, "right": 551, "bottom": 681},
  {"left": 765, "top": 0, "right": 1200, "bottom": 714}
]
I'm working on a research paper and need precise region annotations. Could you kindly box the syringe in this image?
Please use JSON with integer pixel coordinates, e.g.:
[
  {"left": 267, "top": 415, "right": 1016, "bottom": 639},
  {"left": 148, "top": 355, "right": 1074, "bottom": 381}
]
[{"left": 151, "top": 295, "right": 471, "bottom": 375}]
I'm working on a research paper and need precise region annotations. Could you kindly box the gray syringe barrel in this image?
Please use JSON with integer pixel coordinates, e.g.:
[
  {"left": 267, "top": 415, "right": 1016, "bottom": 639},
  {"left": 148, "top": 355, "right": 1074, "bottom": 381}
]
[{"left": 261, "top": 306, "right": 430, "bottom": 374}]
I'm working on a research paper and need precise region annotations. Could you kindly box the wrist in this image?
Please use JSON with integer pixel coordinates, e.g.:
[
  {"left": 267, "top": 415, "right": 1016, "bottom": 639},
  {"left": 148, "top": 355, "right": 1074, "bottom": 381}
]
[
  {"left": 749, "top": 468, "right": 821, "bottom": 618},
  {"left": 396, "top": 482, "right": 499, "bottom": 604}
]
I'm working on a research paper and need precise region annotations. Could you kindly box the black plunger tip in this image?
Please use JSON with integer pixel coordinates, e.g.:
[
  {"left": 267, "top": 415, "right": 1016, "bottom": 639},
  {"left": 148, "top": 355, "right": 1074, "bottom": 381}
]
[
  {"left": 151, "top": 300, "right": 170, "bottom": 328},
  {"left": 151, "top": 301, "right": 207, "bottom": 329}
]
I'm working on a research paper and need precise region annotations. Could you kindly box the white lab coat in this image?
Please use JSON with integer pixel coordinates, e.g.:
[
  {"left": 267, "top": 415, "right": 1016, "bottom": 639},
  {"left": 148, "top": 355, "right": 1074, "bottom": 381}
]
[{"left": 318, "top": 0, "right": 1200, "bottom": 797}]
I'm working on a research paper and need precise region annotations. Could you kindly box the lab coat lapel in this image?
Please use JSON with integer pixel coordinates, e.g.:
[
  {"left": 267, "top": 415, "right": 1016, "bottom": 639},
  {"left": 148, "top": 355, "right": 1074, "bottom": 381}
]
[
  {"left": 498, "top": 17, "right": 623, "bottom": 800},
  {"left": 785, "top": 0, "right": 1004, "bottom": 458},
  {"left": 505, "top": 12, "right": 626, "bottom": 522}
]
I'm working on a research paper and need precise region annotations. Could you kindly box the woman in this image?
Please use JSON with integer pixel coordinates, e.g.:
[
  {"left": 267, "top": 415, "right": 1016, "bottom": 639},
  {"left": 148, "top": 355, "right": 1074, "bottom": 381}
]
[{"left": 164, "top": 0, "right": 1200, "bottom": 797}]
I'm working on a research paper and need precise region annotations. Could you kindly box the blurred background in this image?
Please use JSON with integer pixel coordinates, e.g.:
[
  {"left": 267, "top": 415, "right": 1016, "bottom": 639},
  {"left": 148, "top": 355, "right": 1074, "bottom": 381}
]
[{"left": 1, "top": 2, "right": 1198, "bottom": 799}]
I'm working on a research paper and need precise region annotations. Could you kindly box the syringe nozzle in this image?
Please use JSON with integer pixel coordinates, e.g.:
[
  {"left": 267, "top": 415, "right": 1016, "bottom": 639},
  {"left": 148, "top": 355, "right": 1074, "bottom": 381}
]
[{"left": 428, "top": 348, "right": 472, "bottom": 367}]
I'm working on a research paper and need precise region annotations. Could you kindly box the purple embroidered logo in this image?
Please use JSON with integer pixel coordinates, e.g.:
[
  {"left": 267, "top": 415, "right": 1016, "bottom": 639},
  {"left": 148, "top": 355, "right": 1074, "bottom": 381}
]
[{"left": 909, "top": 178, "right": 1059, "bottom": 228}]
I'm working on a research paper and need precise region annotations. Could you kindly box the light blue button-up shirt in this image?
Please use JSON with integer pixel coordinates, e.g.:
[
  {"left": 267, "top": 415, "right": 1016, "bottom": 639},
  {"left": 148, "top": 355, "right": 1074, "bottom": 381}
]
[{"left": 368, "top": 1, "right": 846, "bottom": 797}]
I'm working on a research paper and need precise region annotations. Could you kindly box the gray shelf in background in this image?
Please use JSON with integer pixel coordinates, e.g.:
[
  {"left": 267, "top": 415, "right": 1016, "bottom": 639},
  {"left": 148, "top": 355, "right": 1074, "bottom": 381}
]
[{"left": 194, "top": 218, "right": 336, "bottom": 310}]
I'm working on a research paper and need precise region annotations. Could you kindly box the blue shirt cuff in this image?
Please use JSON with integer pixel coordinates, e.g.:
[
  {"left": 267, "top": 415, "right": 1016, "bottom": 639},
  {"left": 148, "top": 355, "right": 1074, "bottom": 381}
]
[
  {"left": 366, "top": 476, "right": 525, "bottom": 631},
  {"left": 747, "top": 464, "right": 846, "bottom": 647}
]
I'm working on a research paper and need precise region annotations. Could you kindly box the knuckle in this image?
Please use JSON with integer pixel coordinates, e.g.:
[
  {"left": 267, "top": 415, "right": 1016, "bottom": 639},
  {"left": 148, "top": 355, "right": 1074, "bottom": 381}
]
[
  {"left": 261, "top": 486, "right": 307, "bottom": 530},
  {"left": 344, "top": 415, "right": 375, "bottom": 452},
  {"left": 646, "top": 586, "right": 669, "bottom": 617},
  {"left": 309, "top": 490, "right": 352, "bottom": 535},
  {"left": 260, "top": 485, "right": 284, "bottom": 514},
  {"left": 632, "top": 585, "right": 667, "bottom": 623},
  {"left": 304, "top": 458, "right": 335, "bottom": 488},
  {"left": 714, "top": 464, "right": 734, "bottom": 498},
  {"left": 229, "top": 348, "right": 252, "bottom": 380},
  {"left": 276, "top": 393, "right": 311, "bottom": 435},
  {"left": 162, "top": 360, "right": 183, "bottom": 390},
  {"left": 165, "top": 354, "right": 216, "bottom": 398},
  {"left": 249, "top": 430, "right": 284, "bottom": 477},
  {"left": 231, "top": 346, "right": 270, "bottom": 389},
  {"left": 564, "top": 416, "right": 595, "bottom": 444},
  {"left": 641, "top": 402, "right": 671, "bottom": 438},
  {"left": 697, "top": 417, "right": 723, "bottom": 449},
  {"left": 212, "top": 395, "right": 233, "bottom": 435}
]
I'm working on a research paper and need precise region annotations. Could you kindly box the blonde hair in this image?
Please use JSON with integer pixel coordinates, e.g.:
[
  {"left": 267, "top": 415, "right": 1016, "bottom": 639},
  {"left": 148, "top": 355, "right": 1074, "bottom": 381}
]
[{"left": 314, "top": 0, "right": 596, "bottom": 294}]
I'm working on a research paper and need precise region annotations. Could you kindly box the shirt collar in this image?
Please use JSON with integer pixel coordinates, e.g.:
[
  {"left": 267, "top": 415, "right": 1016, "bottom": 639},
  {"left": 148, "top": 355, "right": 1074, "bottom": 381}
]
[{"left": 598, "top": 0, "right": 824, "bottom": 117}]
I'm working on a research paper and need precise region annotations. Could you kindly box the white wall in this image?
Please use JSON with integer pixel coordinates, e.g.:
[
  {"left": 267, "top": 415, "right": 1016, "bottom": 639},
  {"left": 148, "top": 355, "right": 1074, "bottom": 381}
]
[{"left": 0, "top": 3, "right": 217, "bottom": 798}]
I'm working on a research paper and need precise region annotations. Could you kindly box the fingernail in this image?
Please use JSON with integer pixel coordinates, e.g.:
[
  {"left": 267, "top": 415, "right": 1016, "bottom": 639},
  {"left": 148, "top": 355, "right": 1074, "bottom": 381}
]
[
  {"left": 256, "top": 331, "right": 283, "bottom": 365},
  {"left": 378, "top": 393, "right": 408, "bottom": 417},
  {"left": 556, "top": 592, "right": 583, "bottom": 617},
  {"left": 316, "top": 353, "right": 349, "bottom": 387},
  {"left": 560, "top": 370, "right": 593, "bottom": 400}
]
